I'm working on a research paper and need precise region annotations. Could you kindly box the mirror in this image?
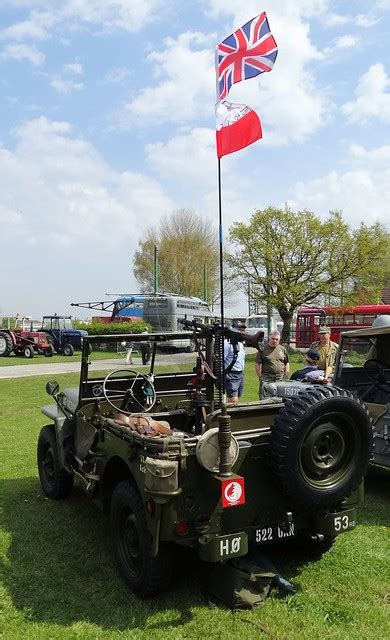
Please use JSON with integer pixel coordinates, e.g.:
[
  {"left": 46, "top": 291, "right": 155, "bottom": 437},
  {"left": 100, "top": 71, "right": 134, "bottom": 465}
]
[{"left": 46, "top": 380, "right": 59, "bottom": 396}]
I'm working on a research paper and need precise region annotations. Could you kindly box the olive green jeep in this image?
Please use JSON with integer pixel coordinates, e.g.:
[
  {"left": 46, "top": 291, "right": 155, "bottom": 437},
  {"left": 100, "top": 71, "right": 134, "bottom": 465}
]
[
  {"left": 37, "top": 322, "right": 373, "bottom": 598},
  {"left": 332, "top": 321, "right": 390, "bottom": 468}
]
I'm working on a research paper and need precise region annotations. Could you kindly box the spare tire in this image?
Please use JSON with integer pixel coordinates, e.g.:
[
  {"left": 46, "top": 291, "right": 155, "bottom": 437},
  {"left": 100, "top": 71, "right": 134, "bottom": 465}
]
[{"left": 269, "top": 386, "right": 373, "bottom": 507}]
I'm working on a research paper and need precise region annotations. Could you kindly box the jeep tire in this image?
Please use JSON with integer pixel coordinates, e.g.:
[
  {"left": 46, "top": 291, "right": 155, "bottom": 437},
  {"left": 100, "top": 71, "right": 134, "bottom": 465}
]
[
  {"left": 110, "top": 481, "right": 173, "bottom": 597},
  {"left": 37, "top": 425, "right": 74, "bottom": 499},
  {"left": 0, "top": 332, "right": 13, "bottom": 356},
  {"left": 269, "top": 387, "right": 373, "bottom": 507}
]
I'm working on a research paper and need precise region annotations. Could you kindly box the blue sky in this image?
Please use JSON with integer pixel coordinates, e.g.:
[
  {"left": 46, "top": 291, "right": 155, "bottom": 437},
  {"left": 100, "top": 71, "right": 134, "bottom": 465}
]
[{"left": 0, "top": 0, "right": 389, "bottom": 320}]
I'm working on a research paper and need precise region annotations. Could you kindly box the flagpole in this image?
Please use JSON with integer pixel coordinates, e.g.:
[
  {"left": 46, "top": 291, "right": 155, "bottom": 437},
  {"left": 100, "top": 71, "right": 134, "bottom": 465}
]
[{"left": 217, "top": 156, "right": 226, "bottom": 395}]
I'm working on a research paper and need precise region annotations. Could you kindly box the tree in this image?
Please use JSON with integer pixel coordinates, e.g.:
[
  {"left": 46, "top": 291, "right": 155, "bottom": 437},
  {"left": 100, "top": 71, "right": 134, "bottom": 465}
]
[
  {"left": 227, "top": 206, "right": 389, "bottom": 343},
  {"left": 133, "top": 209, "right": 220, "bottom": 302}
]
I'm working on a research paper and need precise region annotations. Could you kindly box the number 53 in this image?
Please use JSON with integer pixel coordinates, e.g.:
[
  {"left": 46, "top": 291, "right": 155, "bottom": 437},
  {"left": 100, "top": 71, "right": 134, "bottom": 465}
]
[{"left": 334, "top": 515, "right": 349, "bottom": 531}]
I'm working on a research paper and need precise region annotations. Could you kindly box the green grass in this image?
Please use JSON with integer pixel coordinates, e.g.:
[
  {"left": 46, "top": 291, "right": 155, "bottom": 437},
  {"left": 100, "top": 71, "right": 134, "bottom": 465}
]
[{"left": 0, "top": 368, "right": 389, "bottom": 640}]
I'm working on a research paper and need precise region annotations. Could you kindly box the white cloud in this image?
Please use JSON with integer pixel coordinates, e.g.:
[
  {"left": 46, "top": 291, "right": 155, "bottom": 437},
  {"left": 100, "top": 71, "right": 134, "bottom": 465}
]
[
  {"left": 63, "top": 62, "right": 83, "bottom": 75},
  {"left": 50, "top": 77, "right": 84, "bottom": 93},
  {"left": 288, "top": 163, "right": 390, "bottom": 228},
  {"left": 324, "top": 13, "right": 349, "bottom": 27},
  {"left": 0, "top": 1, "right": 164, "bottom": 44},
  {"left": 349, "top": 143, "right": 390, "bottom": 163},
  {"left": 334, "top": 34, "right": 359, "bottom": 49},
  {"left": 342, "top": 63, "right": 390, "bottom": 124},
  {"left": 122, "top": 32, "right": 215, "bottom": 126},
  {"left": 354, "top": 14, "right": 380, "bottom": 28},
  {"left": 0, "top": 42, "right": 45, "bottom": 65},
  {"left": 0, "top": 116, "right": 174, "bottom": 250},
  {"left": 146, "top": 127, "right": 217, "bottom": 187},
  {"left": 104, "top": 66, "right": 131, "bottom": 84},
  {"left": 0, "top": 12, "right": 54, "bottom": 41}
]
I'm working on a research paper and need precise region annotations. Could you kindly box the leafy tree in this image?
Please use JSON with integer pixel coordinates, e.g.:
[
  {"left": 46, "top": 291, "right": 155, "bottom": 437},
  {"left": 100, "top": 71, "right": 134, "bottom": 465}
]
[
  {"left": 227, "top": 207, "right": 389, "bottom": 342},
  {"left": 133, "top": 209, "right": 220, "bottom": 303}
]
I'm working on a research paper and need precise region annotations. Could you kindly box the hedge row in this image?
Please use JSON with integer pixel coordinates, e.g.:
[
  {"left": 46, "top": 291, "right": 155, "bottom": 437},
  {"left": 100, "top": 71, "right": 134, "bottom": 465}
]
[{"left": 75, "top": 320, "right": 153, "bottom": 335}]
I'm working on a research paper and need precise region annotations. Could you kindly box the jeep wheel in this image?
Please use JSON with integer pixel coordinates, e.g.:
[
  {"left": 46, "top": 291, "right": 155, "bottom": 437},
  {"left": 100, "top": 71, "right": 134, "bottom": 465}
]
[
  {"left": 110, "top": 481, "right": 173, "bottom": 597},
  {"left": 37, "top": 425, "right": 74, "bottom": 499},
  {"left": 63, "top": 343, "right": 75, "bottom": 357},
  {"left": 269, "top": 387, "right": 373, "bottom": 507},
  {"left": 24, "top": 344, "right": 35, "bottom": 358},
  {"left": 0, "top": 332, "right": 13, "bottom": 356}
]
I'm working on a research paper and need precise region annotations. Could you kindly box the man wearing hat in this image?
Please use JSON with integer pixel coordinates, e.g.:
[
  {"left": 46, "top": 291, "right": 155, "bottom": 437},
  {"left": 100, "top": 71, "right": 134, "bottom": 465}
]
[
  {"left": 310, "top": 326, "right": 338, "bottom": 379},
  {"left": 290, "top": 348, "right": 324, "bottom": 381}
]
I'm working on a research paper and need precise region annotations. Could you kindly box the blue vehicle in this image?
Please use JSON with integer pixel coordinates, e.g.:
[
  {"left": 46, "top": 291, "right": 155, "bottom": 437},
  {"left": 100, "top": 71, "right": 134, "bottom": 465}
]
[
  {"left": 114, "top": 295, "right": 144, "bottom": 319},
  {"left": 40, "top": 315, "right": 89, "bottom": 356}
]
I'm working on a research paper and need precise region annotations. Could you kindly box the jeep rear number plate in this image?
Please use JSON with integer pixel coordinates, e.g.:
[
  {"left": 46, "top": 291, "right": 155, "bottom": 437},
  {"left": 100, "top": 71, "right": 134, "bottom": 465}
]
[
  {"left": 255, "top": 522, "right": 295, "bottom": 544},
  {"left": 331, "top": 510, "right": 356, "bottom": 534},
  {"left": 218, "top": 533, "right": 245, "bottom": 558}
]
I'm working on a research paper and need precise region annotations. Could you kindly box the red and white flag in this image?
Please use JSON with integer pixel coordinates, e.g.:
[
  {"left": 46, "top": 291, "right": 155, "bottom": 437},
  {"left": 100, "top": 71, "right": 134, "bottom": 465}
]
[
  {"left": 215, "top": 12, "right": 277, "bottom": 157},
  {"left": 216, "top": 100, "right": 262, "bottom": 158}
]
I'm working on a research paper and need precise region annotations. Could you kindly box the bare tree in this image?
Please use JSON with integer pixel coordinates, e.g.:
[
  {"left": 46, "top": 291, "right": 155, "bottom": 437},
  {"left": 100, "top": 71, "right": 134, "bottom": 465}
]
[{"left": 133, "top": 209, "right": 220, "bottom": 303}]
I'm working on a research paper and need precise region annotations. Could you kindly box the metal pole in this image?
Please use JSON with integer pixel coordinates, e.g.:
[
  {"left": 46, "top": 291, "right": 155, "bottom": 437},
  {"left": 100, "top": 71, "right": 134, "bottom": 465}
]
[
  {"left": 154, "top": 245, "right": 158, "bottom": 294},
  {"left": 203, "top": 264, "right": 208, "bottom": 303},
  {"left": 217, "top": 157, "right": 225, "bottom": 394}
]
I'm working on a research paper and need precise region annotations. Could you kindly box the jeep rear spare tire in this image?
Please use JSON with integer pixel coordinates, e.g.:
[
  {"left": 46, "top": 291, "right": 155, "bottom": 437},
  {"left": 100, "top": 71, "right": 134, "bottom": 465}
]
[{"left": 269, "top": 387, "right": 373, "bottom": 507}]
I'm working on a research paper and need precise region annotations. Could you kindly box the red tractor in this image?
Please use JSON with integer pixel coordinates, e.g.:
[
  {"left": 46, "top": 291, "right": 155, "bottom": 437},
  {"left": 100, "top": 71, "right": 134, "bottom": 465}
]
[{"left": 0, "top": 317, "right": 54, "bottom": 359}]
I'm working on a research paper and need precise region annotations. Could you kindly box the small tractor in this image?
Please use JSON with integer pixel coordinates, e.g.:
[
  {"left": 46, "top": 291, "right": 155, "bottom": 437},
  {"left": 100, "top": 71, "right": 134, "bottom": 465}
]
[
  {"left": 0, "top": 317, "right": 54, "bottom": 358},
  {"left": 39, "top": 315, "right": 89, "bottom": 356}
]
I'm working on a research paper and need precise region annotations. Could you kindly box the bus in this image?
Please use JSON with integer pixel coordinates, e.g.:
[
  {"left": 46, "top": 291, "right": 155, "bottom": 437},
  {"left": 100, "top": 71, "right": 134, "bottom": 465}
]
[
  {"left": 143, "top": 295, "right": 213, "bottom": 351},
  {"left": 295, "top": 304, "right": 390, "bottom": 347}
]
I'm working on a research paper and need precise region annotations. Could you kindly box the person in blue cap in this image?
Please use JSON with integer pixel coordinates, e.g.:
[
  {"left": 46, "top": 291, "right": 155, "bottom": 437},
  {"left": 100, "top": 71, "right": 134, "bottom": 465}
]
[{"left": 290, "top": 348, "right": 324, "bottom": 381}]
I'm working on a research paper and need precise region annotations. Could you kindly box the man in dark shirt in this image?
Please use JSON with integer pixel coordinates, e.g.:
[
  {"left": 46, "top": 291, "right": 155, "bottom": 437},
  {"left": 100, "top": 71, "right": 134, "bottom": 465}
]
[
  {"left": 255, "top": 330, "right": 289, "bottom": 398},
  {"left": 290, "top": 348, "right": 323, "bottom": 381}
]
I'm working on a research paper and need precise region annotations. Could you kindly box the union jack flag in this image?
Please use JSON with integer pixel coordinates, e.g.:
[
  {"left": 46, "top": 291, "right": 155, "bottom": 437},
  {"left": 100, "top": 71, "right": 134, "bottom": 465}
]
[{"left": 216, "top": 12, "right": 278, "bottom": 101}]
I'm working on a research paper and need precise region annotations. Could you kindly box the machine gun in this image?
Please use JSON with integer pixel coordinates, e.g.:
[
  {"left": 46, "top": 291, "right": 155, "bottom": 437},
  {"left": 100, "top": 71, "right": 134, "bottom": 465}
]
[{"left": 178, "top": 318, "right": 264, "bottom": 350}]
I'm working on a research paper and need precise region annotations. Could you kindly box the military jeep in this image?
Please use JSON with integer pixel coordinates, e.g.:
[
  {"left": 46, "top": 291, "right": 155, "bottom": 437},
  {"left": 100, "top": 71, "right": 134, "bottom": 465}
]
[
  {"left": 332, "top": 323, "right": 390, "bottom": 468},
  {"left": 37, "top": 322, "right": 373, "bottom": 598}
]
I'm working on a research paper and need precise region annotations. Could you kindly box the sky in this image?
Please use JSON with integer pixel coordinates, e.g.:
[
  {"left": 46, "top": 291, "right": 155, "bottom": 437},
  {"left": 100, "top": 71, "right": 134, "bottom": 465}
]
[{"left": 0, "top": 0, "right": 390, "bottom": 321}]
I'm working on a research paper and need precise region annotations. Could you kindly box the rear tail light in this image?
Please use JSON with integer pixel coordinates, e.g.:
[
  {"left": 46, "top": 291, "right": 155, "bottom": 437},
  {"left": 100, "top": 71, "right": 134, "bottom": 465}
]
[{"left": 175, "top": 520, "right": 190, "bottom": 536}]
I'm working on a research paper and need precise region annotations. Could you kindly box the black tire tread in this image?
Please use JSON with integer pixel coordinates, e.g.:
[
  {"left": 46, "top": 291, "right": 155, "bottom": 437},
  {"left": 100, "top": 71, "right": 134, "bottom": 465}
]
[
  {"left": 37, "top": 425, "right": 74, "bottom": 499},
  {"left": 0, "top": 331, "right": 13, "bottom": 356},
  {"left": 269, "top": 386, "right": 373, "bottom": 507},
  {"left": 110, "top": 480, "right": 172, "bottom": 597}
]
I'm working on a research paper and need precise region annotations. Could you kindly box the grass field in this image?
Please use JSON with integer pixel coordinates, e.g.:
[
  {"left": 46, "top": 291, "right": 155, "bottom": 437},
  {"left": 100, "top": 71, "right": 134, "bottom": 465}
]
[{"left": 0, "top": 363, "right": 389, "bottom": 640}]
